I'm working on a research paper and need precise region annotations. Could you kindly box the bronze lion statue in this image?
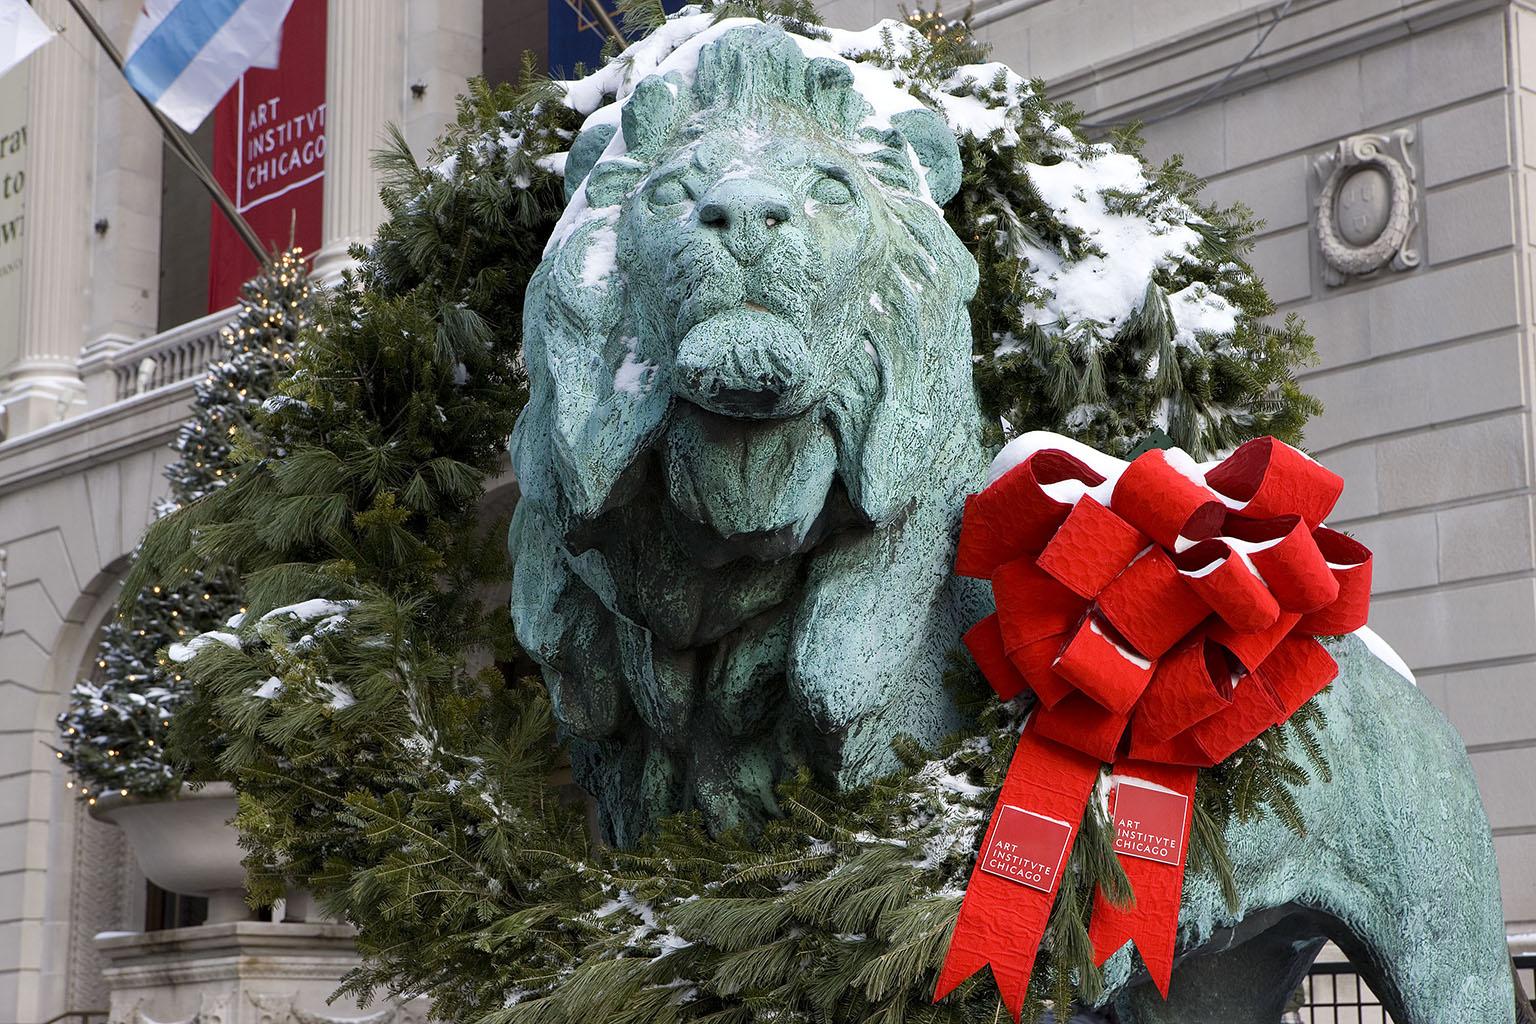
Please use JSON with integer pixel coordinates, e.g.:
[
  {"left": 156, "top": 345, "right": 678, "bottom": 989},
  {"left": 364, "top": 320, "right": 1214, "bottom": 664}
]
[
  {"left": 509, "top": 20, "right": 1524, "bottom": 1024},
  {"left": 510, "top": 23, "right": 988, "bottom": 844}
]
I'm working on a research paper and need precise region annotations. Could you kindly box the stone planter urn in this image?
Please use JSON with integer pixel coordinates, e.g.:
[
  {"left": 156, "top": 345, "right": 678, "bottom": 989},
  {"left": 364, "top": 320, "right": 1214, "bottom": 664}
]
[
  {"left": 88, "top": 788, "right": 430, "bottom": 1022},
  {"left": 91, "top": 782, "right": 251, "bottom": 924}
]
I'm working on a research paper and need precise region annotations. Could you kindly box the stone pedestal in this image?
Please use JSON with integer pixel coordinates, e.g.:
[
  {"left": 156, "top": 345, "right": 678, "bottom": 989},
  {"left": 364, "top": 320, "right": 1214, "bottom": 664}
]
[{"left": 97, "top": 922, "right": 428, "bottom": 1024}]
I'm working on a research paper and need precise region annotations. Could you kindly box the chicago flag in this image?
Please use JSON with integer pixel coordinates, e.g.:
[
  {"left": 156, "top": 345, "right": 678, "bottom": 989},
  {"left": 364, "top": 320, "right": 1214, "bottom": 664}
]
[
  {"left": 0, "top": 0, "right": 54, "bottom": 79},
  {"left": 123, "top": 0, "right": 297, "bottom": 132}
]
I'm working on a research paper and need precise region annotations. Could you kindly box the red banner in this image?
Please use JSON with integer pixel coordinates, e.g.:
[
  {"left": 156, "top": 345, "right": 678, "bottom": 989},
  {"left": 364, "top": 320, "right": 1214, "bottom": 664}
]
[{"left": 208, "top": 0, "right": 327, "bottom": 310}]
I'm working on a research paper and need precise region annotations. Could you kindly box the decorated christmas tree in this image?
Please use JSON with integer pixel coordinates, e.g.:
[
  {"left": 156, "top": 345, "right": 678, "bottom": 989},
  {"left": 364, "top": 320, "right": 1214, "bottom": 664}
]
[
  {"left": 117, "top": 9, "right": 1509, "bottom": 1024},
  {"left": 57, "top": 249, "right": 315, "bottom": 803}
]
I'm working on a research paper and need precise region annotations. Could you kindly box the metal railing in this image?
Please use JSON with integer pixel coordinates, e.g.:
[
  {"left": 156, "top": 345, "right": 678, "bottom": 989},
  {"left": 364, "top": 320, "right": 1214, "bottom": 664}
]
[
  {"left": 78, "top": 306, "right": 237, "bottom": 406},
  {"left": 1297, "top": 954, "right": 1536, "bottom": 1022},
  {"left": 40, "top": 1012, "right": 108, "bottom": 1024}
]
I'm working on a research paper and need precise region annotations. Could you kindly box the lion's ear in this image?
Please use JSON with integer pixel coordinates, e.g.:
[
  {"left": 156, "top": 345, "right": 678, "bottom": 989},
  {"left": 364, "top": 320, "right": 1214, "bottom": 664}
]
[
  {"left": 586, "top": 158, "right": 647, "bottom": 208},
  {"left": 622, "top": 72, "right": 690, "bottom": 161},
  {"left": 564, "top": 122, "right": 617, "bottom": 203},
  {"left": 804, "top": 57, "right": 861, "bottom": 135},
  {"left": 891, "top": 108, "right": 962, "bottom": 206}
]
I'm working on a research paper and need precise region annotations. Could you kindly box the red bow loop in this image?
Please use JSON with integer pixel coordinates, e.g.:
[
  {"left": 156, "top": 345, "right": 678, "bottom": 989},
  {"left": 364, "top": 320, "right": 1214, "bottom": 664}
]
[
  {"left": 956, "top": 450, "right": 1105, "bottom": 580},
  {"left": 1054, "top": 616, "right": 1154, "bottom": 715},
  {"left": 1172, "top": 540, "right": 1279, "bottom": 633},
  {"left": 1096, "top": 548, "right": 1209, "bottom": 659},
  {"left": 1222, "top": 513, "right": 1338, "bottom": 613},
  {"left": 1110, "top": 449, "right": 1226, "bottom": 549},
  {"left": 1134, "top": 638, "right": 1234, "bottom": 744},
  {"left": 962, "top": 614, "right": 1030, "bottom": 702},
  {"left": 1299, "top": 528, "right": 1373, "bottom": 635},
  {"left": 1203, "top": 436, "right": 1344, "bottom": 526},
  {"left": 1036, "top": 496, "right": 1148, "bottom": 599}
]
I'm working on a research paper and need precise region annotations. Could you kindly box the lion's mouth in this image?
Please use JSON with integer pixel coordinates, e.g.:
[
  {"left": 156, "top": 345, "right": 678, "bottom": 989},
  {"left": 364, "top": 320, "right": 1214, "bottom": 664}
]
[{"left": 673, "top": 307, "right": 821, "bottom": 419}]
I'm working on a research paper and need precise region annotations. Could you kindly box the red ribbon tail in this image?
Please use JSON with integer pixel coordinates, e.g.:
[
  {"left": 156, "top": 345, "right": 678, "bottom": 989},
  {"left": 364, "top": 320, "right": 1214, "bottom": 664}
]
[
  {"left": 1089, "top": 762, "right": 1199, "bottom": 998},
  {"left": 932, "top": 936, "right": 994, "bottom": 1003},
  {"left": 934, "top": 957, "right": 1033, "bottom": 1020},
  {"left": 933, "top": 730, "right": 1101, "bottom": 1020}
]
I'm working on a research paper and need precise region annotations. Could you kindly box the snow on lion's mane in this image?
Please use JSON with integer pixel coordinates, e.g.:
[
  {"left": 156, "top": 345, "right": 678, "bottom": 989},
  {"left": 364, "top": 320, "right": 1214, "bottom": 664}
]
[{"left": 546, "top": 10, "right": 1238, "bottom": 353}]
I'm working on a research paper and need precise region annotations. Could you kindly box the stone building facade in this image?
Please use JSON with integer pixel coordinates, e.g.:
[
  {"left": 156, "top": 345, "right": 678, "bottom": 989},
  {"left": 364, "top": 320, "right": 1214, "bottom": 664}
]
[
  {"left": 0, "top": 3, "right": 482, "bottom": 1020},
  {"left": 0, "top": 0, "right": 1531, "bottom": 1021}
]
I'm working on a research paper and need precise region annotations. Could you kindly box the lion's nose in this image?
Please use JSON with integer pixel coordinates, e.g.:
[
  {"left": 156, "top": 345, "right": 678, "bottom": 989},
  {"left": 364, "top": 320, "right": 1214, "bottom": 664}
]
[{"left": 696, "top": 180, "right": 793, "bottom": 263}]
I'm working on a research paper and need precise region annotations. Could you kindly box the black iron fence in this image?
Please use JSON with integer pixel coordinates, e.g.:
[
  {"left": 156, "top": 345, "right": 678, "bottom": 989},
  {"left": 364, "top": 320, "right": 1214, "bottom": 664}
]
[{"left": 1296, "top": 954, "right": 1536, "bottom": 1023}]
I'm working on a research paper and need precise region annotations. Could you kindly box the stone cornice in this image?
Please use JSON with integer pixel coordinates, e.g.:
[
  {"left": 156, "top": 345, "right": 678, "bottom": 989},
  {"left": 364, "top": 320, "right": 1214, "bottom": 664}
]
[
  {"left": 0, "top": 380, "right": 193, "bottom": 498},
  {"left": 1036, "top": 0, "right": 1509, "bottom": 123},
  {"left": 104, "top": 958, "right": 363, "bottom": 988},
  {"left": 97, "top": 920, "right": 361, "bottom": 959}
]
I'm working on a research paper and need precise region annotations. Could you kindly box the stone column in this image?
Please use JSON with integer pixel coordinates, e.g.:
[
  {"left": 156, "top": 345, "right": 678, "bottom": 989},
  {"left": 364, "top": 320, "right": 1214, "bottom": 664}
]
[
  {"left": 84, "top": 0, "right": 164, "bottom": 354},
  {"left": 311, "top": 1, "right": 407, "bottom": 282},
  {"left": 0, "top": 0, "right": 92, "bottom": 438},
  {"left": 403, "top": 0, "right": 483, "bottom": 157}
]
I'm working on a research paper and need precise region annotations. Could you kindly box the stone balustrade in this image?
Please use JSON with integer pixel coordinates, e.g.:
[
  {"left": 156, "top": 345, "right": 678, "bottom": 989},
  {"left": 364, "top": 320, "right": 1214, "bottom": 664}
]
[{"left": 77, "top": 306, "right": 238, "bottom": 411}]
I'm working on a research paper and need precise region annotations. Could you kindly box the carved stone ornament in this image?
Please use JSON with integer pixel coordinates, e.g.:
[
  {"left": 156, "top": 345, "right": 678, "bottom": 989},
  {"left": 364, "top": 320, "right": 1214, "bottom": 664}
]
[
  {"left": 117, "top": 991, "right": 422, "bottom": 1024},
  {"left": 247, "top": 990, "right": 419, "bottom": 1024},
  {"left": 1313, "top": 128, "right": 1420, "bottom": 285},
  {"left": 118, "top": 992, "right": 230, "bottom": 1024}
]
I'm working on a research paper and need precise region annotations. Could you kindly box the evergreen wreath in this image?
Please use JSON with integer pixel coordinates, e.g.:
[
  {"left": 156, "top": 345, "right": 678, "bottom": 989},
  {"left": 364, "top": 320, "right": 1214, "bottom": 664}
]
[
  {"left": 126, "top": 7, "right": 1328, "bottom": 1021},
  {"left": 57, "top": 250, "right": 315, "bottom": 801}
]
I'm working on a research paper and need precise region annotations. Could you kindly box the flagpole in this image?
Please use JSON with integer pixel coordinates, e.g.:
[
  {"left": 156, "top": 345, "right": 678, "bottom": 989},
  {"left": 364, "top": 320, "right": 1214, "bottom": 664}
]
[
  {"left": 586, "top": 0, "right": 626, "bottom": 48},
  {"left": 58, "top": 0, "right": 270, "bottom": 265}
]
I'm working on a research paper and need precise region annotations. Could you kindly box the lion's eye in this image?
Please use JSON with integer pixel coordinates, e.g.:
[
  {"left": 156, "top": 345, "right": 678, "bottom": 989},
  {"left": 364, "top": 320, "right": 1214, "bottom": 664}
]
[
  {"left": 650, "top": 177, "right": 691, "bottom": 207},
  {"left": 809, "top": 176, "right": 854, "bottom": 207}
]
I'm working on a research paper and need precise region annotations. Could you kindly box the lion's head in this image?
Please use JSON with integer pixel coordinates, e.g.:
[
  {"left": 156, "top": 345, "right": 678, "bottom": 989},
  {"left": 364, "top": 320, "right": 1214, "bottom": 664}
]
[
  {"left": 510, "top": 21, "right": 989, "bottom": 843},
  {"left": 513, "top": 21, "right": 980, "bottom": 552}
]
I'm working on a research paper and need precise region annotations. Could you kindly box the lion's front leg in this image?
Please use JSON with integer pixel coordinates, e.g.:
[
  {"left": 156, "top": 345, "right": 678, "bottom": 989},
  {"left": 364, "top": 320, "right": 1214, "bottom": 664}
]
[{"left": 787, "top": 487, "right": 988, "bottom": 786}]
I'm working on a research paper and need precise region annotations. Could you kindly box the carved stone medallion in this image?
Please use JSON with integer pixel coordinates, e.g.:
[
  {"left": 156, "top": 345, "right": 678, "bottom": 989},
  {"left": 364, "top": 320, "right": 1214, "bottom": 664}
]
[{"left": 1313, "top": 129, "right": 1420, "bottom": 285}]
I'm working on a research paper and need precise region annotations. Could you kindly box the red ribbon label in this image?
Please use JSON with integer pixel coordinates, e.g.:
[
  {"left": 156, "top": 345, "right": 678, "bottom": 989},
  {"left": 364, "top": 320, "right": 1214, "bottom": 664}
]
[
  {"left": 979, "top": 805, "right": 1074, "bottom": 893},
  {"left": 1110, "top": 779, "right": 1188, "bottom": 867}
]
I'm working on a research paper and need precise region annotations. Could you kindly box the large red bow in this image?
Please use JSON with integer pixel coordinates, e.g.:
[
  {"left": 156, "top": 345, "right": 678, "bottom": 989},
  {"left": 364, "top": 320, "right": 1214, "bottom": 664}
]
[{"left": 934, "top": 436, "right": 1371, "bottom": 1018}]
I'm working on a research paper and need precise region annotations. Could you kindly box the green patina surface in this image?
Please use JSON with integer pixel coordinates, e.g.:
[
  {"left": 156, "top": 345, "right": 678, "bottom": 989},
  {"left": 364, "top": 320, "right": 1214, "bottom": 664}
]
[
  {"left": 511, "top": 24, "right": 988, "bottom": 845},
  {"left": 1103, "top": 634, "right": 1514, "bottom": 1022},
  {"left": 510, "top": 23, "right": 1514, "bottom": 1021}
]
